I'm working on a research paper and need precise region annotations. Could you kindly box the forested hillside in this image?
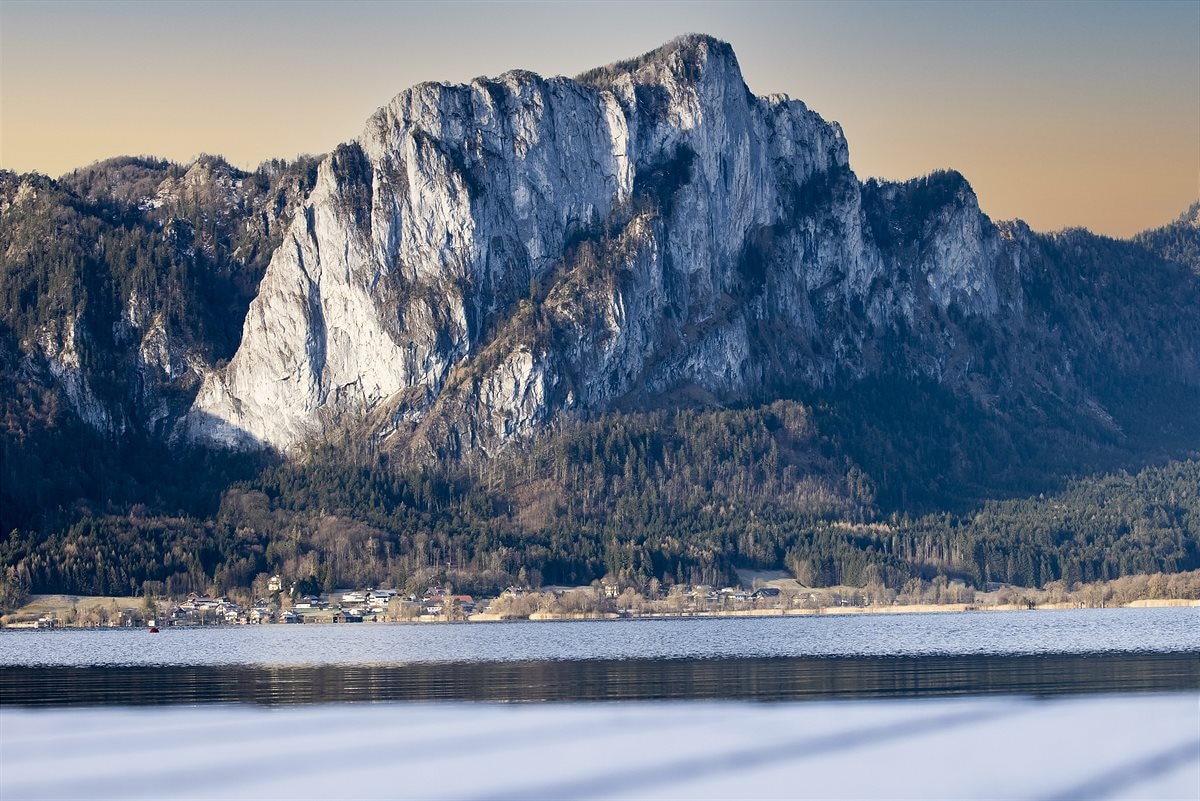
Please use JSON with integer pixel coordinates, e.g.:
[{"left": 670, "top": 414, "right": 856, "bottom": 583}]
[
  {"left": 3, "top": 389, "right": 1198, "bottom": 602},
  {"left": 1, "top": 156, "right": 317, "bottom": 543}
]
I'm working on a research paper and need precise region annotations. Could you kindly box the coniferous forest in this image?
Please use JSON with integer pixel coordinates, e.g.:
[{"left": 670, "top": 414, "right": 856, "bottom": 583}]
[{"left": 3, "top": 381, "right": 1199, "bottom": 602}]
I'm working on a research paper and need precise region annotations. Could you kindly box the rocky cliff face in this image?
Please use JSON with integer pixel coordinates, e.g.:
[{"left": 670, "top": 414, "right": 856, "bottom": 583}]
[
  {"left": 6, "top": 36, "right": 1195, "bottom": 461},
  {"left": 186, "top": 35, "right": 1054, "bottom": 455}
]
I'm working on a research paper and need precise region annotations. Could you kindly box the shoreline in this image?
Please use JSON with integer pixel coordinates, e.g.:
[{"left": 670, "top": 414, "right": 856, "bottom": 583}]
[
  {"left": 4, "top": 596, "right": 1195, "bottom": 629},
  {"left": 467, "top": 597, "right": 1199, "bottom": 623}
]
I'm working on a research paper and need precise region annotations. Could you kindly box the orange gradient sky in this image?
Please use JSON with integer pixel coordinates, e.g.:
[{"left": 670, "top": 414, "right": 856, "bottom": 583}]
[{"left": 1, "top": 0, "right": 1196, "bottom": 237}]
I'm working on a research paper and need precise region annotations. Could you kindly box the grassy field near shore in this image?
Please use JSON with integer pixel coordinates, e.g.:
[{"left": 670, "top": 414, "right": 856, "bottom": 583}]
[{"left": 3, "top": 595, "right": 147, "bottom": 624}]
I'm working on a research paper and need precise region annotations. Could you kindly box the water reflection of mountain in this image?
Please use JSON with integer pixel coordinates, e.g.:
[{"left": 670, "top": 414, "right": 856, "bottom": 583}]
[{"left": 3, "top": 652, "right": 1197, "bottom": 707}]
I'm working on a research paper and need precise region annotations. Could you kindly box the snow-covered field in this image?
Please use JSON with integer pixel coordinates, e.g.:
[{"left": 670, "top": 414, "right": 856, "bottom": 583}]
[{"left": 2, "top": 694, "right": 1197, "bottom": 800}]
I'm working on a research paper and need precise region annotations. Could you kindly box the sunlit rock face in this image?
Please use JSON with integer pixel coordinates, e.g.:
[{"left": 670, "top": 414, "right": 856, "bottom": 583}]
[{"left": 183, "top": 36, "right": 1045, "bottom": 455}]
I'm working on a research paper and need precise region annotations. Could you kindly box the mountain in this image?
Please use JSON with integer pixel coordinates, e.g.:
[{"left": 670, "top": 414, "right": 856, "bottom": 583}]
[
  {"left": 1135, "top": 201, "right": 1200, "bottom": 276},
  {"left": 1, "top": 154, "right": 319, "bottom": 436},
  {"left": 2, "top": 35, "right": 1199, "bottom": 599},
  {"left": 178, "top": 34, "right": 1197, "bottom": 461},
  {"left": 0, "top": 154, "right": 318, "bottom": 550}
]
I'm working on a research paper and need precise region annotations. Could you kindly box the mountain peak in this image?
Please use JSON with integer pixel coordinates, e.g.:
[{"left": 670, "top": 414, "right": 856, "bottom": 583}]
[
  {"left": 646, "top": 33, "right": 735, "bottom": 62},
  {"left": 575, "top": 33, "right": 743, "bottom": 90},
  {"left": 1179, "top": 200, "right": 1200, "bottom": 229}
]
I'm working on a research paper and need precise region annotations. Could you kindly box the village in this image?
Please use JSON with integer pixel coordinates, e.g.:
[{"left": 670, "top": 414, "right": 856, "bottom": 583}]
[
  {"left": 2, "top": 573, "right": 875, "bottom": 629},
  {"left": 5, "top": 569, "right": 1197, "bottom": 629}
]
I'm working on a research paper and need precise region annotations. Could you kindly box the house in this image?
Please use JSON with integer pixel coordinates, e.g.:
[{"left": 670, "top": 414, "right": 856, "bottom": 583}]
[
  {"left": 267, "top": 575, "right": 283, "bottom": 592},
  {"left": 332, "top": 612, "right": 363, "bottom": 623},
  {"left": 752, "top": 587, "right": 783, "bottom": 607},
  {"left": 341, "top": 591, "right": 367, "bottom": 604},
  {"left": 180, "top": 594, "right": 218, "bottom": 613},
  {"left": 428, "top": 595, "right": 475, "bottom": 613},
  {"left": 720, "top": 588, "right": 750, "bottom": 604},
  {"left": 367, "top": 589, "right": 396, "bottom": 612},
  {"left": 280, "top": 611, "right": 302, "bottom": 624}
]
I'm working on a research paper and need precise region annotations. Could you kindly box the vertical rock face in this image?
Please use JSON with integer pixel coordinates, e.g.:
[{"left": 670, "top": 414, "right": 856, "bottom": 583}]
[
  {"left": 187, "top": 70, "right": 639, "bottom": 449},
  {"left": 183, "top": 35, "right": 1196, "bottom": 456}
]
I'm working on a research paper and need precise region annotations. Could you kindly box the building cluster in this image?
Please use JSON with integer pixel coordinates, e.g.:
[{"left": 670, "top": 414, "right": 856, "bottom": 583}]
[
  {"left": 6, "top": 614, "right": 60, "bottom": 629},
  {"left": 417, "top": 588, "right": 475, "bottom": 617},
  {"left": 283, "top": 585, "right": 474, "bottom": 622},
  {"left": 1, "top": 579, "right": 834, "bottom": 629},
  {"left": 156, "top": 583, "right": 472, "bottom": 625},
  {"left": 169, "top": 594, "right": 255, "bottom": 625},
  {"left": 646, "top": 585, "right": 785, "bottom": 610}
]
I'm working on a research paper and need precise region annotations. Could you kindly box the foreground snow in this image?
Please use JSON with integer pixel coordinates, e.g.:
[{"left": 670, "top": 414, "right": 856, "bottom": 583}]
[{"left": 2, "top": 694, "right": 1197, "bottom": 800}]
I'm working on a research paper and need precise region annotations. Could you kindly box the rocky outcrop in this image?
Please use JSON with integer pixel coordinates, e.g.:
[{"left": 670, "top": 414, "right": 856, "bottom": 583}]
[
  {"left": 187, "top": 35, "right": 1036, "bottom": 455},
  {"left": 59, "top": 34, "right": 1171, "bottom": 458}
]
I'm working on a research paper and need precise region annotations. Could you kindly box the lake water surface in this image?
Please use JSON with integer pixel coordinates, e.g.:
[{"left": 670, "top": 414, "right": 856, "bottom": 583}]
[
  {"left": 4, "top": 608, "right": 1198, "bottom": 799},
  {"left": 1, "top": 607, "right": 1196, "bottom": 705}
]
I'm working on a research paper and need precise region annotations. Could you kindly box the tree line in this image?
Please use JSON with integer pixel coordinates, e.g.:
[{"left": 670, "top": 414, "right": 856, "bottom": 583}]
[{"left": 2, "top": 393, "right": 1198, "bottom": 607}]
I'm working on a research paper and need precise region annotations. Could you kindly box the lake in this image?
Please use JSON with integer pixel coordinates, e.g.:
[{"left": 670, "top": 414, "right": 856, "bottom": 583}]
[
  {"left": 3, "top": 607, "right": 1198, "bottom": 800},
  {"left": 1, "top": 606, "right": 1196, "bottom": 705}
]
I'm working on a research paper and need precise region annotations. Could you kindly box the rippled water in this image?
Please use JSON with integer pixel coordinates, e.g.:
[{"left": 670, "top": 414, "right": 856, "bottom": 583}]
[
  {"left": 2, "top": 607, "right": 1196, "bottom": 667},
  {"left": 2, "top": 608, "right": 1196, "bottom": 706}
]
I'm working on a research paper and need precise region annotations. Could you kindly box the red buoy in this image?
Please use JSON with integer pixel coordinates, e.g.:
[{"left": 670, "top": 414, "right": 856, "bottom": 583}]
[{"left": 149, "top": 627, "right": 159, "bottom": 633}]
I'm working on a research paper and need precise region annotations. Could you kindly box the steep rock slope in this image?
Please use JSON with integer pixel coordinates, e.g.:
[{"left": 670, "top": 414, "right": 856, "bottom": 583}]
[
  {"left": 4, "top": 38, "right": 1200, "bottom": 597},
  {"left": 6, "top": 36, "right": 1186, "bottom": 462},
  {"left": 189, "top": 35, "right": 972, "bottom": 453}
]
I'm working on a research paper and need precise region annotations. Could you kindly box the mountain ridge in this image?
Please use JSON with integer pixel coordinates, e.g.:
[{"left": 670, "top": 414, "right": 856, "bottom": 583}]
[
  {"left": 181, "top": 33, "right": 1190, "bottom": 461},
  {"left": 3, "top": 35, "right": 1197, "bottom": 468},
  {"left": 2, "top": 35, "right": 1199, "bottom": 599}
]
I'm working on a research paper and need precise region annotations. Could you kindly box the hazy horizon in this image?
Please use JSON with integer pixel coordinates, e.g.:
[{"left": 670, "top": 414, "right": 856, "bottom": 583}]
[{"left": 1, "top": 0, "right": 1196, "bottom": 237}]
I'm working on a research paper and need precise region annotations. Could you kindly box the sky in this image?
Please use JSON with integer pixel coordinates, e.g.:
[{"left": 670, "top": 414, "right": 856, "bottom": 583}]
[{"left": 1, "top": 0, "right": 1196, "bottom": 237}]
